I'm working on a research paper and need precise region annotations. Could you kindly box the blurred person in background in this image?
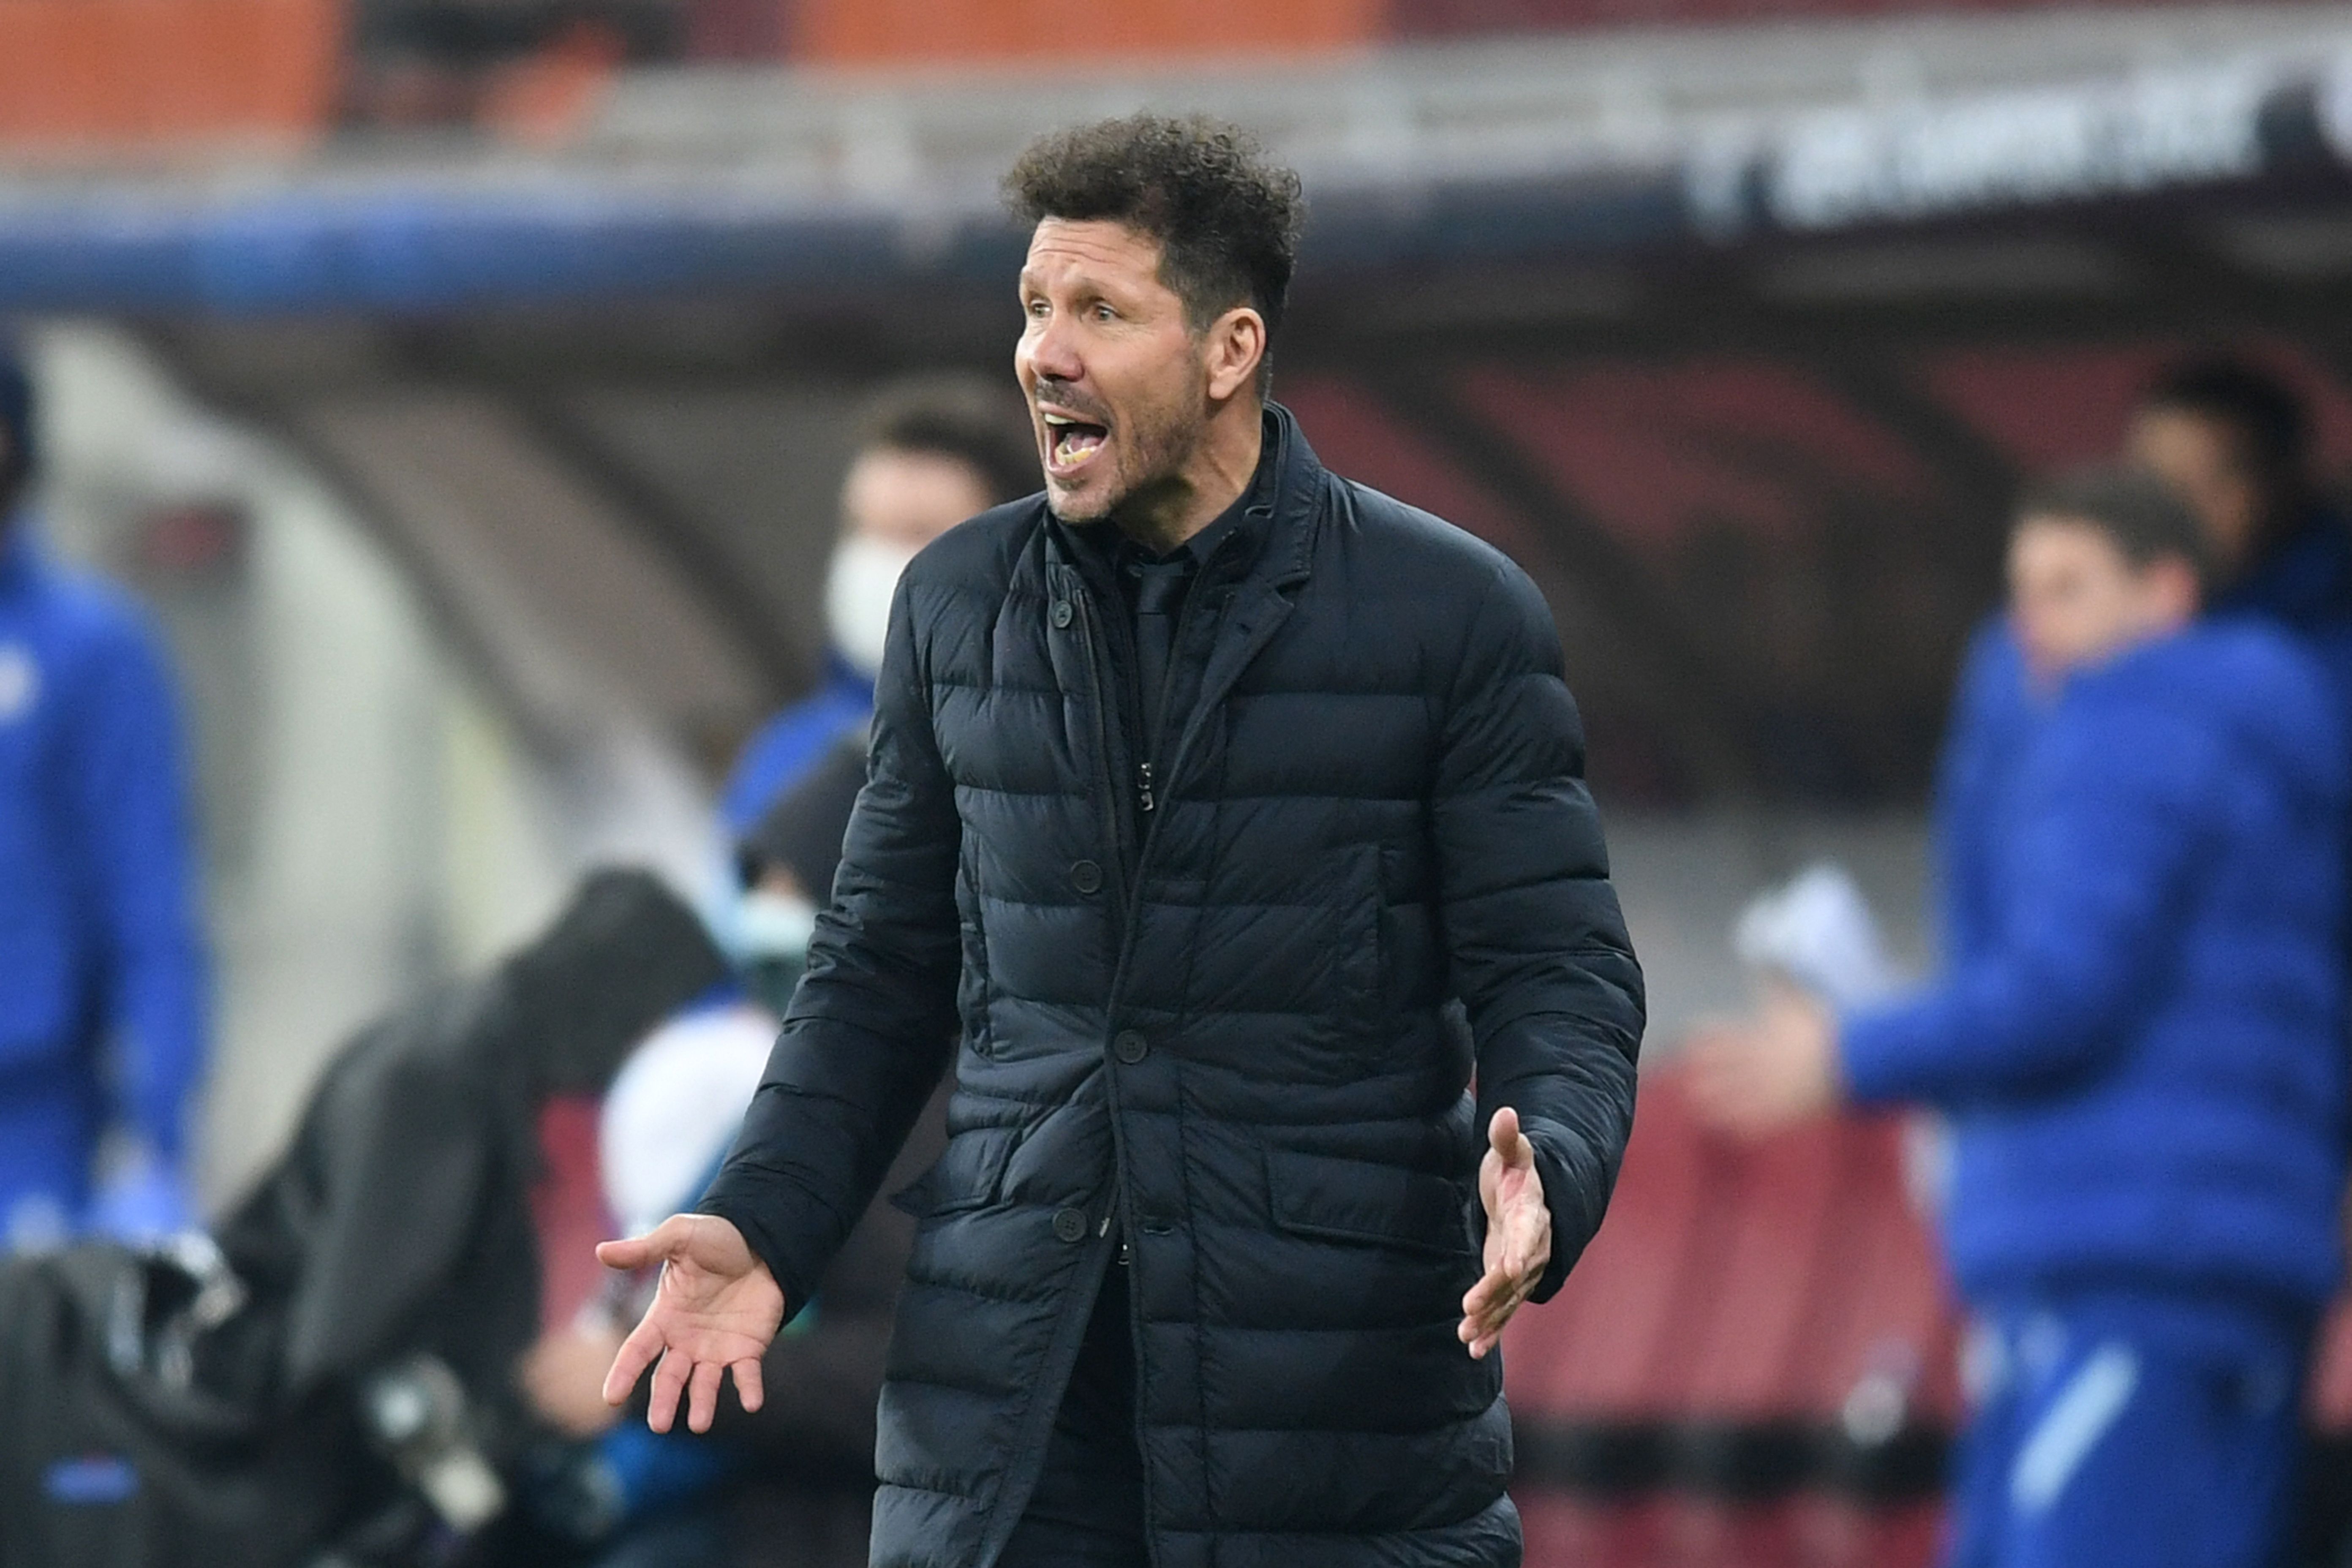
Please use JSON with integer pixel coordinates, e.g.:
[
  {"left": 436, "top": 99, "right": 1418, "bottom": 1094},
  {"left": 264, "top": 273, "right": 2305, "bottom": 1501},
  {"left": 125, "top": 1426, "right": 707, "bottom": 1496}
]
[
  {"left": 1940, "top": 357, "right": 2352, "bottom": 976},
  {"left": 521, "top": 739, "right": 942, "bottom": 1568},
  {"left": 0, "top": 340, "right": 207, "bottom": 1250},
  {"left": 733, "top": 732, "right": 867, "bottom": 1015},
  {"left": 2131, "top": 357, "right": 2352, "bottom": 685},
  {"left": 597, "top": 114, "right": 1642, "bottom": 1568},
  {"left": 718, "top": 379, "right": 1035, "bottom": 839},
  {"left": 1690, "top": 468, "right": 2347, "bottom": 1568}
]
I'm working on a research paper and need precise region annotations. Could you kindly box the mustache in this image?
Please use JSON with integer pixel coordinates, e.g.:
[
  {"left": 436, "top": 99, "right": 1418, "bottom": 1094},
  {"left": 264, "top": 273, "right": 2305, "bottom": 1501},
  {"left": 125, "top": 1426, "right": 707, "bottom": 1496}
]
[{"left": 1032, "top": 381, "right": 1113, "bottom": 427}]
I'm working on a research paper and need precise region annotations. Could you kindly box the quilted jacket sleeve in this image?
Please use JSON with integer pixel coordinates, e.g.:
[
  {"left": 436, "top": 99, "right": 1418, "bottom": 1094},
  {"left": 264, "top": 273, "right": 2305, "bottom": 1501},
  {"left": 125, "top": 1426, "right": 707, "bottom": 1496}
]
[
  {"left": 701, "top": 574, "right": 963, "bottom": 1309},
  {"left": 1434, "top": 561, "right": 1645, "bottom": 1302},
  {"left": 1842, "top": 692, "right": 2219, "bottom": 1108}
]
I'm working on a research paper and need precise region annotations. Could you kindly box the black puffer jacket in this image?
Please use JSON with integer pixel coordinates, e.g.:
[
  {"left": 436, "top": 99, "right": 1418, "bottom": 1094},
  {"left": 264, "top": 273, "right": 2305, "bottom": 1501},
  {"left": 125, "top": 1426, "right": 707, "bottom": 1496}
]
[{"left": 702, "top": 405, "right": 1643, "bottom": 1568}]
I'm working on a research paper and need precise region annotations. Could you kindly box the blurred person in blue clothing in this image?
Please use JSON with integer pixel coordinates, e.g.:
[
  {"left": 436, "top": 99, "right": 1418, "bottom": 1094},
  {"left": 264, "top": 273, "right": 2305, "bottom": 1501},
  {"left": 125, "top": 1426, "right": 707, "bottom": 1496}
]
[
  {"left": 718, "top": 378, "right": 1034, "bottom": 838},
  {"left": 2133, "top": 359, "right": 2352, "bottom": 691},
  {"left": 522, "top": 747, "right": 945, "bottom": 1568},
  {"left": 1938, "top": 357, "right": 2352, "bottom": 969},
  {"left": 0, "top": 343, "right": 208, "bottom": 1250},
  {"left": 1691, "top": 468, "right": 2348, "bottom": 1568}
]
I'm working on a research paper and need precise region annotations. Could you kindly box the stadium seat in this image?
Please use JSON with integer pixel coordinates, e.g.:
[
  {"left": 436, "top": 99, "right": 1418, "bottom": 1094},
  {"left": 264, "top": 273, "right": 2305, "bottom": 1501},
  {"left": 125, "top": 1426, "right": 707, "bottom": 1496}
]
[
  {"left": 1509, "top": 1070, "right": 1718, "bottom": 1430},
  {"left": 1508, "top": 1068, "right": 1962, "bottom": 1568}
]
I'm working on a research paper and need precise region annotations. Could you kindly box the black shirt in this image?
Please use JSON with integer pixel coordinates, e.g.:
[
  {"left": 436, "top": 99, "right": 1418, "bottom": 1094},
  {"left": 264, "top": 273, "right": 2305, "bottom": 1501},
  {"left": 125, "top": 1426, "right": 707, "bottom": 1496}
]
[{"left": 1057, "top": 451, "right": 1278, "bottom": 843}]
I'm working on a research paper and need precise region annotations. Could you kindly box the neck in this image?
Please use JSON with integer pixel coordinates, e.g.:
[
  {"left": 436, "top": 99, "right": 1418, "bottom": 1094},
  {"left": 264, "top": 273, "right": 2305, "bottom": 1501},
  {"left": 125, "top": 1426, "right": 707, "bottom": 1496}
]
[{"left": 1110, "top": 398, "right": 1264, "bottom": 555}]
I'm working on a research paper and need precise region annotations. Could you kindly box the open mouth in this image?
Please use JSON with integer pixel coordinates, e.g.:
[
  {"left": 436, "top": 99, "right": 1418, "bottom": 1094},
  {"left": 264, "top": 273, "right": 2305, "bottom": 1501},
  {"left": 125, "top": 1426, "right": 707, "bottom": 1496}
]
[{"left": 1042, "top": 411, "right": 1110, "bottom": 474}]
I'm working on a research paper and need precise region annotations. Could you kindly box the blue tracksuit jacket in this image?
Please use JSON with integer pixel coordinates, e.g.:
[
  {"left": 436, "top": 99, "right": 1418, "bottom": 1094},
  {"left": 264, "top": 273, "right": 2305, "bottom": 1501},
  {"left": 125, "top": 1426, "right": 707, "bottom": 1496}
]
[
  {"left": 1848, "top": 623, "right": 2348, "bottom": 1310},
  {"left": 717, "top": 652, "right": 871, "bottom": 839},
  {"left": 0, "top": 520, "right": 207, "bottom": 1219},
  {"left": 1937, "top": 511, "right": 2352, "bottom": 964}
]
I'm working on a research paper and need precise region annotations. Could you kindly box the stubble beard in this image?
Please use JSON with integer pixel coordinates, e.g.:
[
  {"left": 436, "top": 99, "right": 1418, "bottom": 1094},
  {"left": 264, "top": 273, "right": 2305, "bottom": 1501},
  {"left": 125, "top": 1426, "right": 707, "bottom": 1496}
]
[{"left": 1044, "top": 384, "right": 1207, "bottom": 533}]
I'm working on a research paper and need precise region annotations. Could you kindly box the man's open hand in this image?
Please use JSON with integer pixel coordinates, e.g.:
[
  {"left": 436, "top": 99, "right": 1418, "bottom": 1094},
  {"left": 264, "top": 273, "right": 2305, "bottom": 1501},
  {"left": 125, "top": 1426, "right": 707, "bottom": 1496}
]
[
  {"left": 1459, "top": 1107, "right": 1552, "bottom": 1360},
  {"left": 597, "top": 1214, "right": 787, "bottom": 1434}
]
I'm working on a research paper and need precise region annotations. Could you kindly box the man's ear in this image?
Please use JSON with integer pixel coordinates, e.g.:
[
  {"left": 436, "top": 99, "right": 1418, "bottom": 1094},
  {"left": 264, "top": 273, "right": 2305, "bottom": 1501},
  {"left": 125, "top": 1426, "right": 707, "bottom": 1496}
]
[{"left": 1203, "top": 307, "right": 1267, "bottom": 404}]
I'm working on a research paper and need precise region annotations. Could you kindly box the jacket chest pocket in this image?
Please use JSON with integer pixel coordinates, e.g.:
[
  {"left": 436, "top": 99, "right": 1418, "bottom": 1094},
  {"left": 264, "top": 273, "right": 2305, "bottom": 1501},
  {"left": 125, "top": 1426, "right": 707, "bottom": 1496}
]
[{"left": 1264, "top": 1147, "right": 1476, "bottom": 1260}]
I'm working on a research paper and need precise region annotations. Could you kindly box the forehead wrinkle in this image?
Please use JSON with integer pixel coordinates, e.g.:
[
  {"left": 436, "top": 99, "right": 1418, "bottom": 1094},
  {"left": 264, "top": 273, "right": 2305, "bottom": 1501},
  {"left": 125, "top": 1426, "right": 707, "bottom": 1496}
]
[{"left": 1027, "top": 221, "right": 1173, "bottom": 297}]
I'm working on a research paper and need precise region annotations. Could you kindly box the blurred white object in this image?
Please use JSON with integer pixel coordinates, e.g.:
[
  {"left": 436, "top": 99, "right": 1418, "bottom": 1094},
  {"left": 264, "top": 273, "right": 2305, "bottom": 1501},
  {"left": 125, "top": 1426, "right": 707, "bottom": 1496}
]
[
  {"left": 825, "top": 535, "right": 918, "bottom": 680},
  {"left": 730, "top": 887, "right": 819, "bottom": 965},
  {"left": 1733, "top": 862, "right": 1901, "bottom": 1012},
  {"left": 599, "top": 1001, "right": 778, "bottom": 1237}
]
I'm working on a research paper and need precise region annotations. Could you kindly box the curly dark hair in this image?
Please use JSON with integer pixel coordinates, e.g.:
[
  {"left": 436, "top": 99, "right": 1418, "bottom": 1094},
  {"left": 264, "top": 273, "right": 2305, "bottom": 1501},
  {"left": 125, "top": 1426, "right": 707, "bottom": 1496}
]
[{"left": 1004, "top": 114, "right": 1305, "bottom": 387}]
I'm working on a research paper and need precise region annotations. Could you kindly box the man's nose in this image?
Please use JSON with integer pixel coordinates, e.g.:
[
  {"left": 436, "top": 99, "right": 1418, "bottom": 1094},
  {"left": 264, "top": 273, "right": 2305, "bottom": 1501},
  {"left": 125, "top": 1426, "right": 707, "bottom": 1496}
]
[{"left": 1024, "top": 313, "right": 1085, "bottom": 384}]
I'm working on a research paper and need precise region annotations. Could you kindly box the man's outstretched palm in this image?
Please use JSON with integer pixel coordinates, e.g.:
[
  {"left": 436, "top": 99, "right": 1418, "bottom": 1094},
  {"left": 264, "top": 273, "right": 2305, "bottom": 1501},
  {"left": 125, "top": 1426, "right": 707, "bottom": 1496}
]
[
  {"left": 598, "top": 1214, "right": 787, "bottom": 1434},
  {"left": 1458, "top": 1106, "right": 1552, "bottom": 1360}
]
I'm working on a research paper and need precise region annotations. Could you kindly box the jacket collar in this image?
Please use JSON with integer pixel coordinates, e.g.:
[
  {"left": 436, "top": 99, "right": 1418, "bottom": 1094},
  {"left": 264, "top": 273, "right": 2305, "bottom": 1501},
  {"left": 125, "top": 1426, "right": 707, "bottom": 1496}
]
[
  {"left": 1043, "top": 400, "right": 1324, "bottom": 594},
  {"left": 1249, "top": 400, "right": 1321, "bottom": 591}
]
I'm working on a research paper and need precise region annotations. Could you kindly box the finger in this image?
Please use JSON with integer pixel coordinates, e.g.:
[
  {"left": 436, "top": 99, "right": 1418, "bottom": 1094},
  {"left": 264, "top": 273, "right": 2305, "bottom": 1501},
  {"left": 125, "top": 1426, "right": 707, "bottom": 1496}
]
[
  {"left": 1462, "top": 1261, "right": 1504, "bottom": 1314},
  {"left": 1459, "top": 1265, "right": 1508, "bottom": 1338},
  {"left": 597, "top": 1214, "right": 691, "bottom": 1273},
  {"left": 1487, "top": 1106, "right": 1522, "bottom": 1163},
  {"left": 647, "top": 1347, "right": 689, "bottom": 1435},
  {"left": 601, "top": 1317, "right": 664, "bottom": 1406},
  {"left": 687, "top": 1359, "right": 724, "bottom": 1435},
  {"left": 596, "top": 1234, "right": 656, "bottom": 1271},
  {"left": 1461, "top": 1284, "right": 1511, "bottom": 1341},
  {"left": 1463, "top": 1307, "right": 1506, "bottom": 1357},
  {"left": 732, "top": 1356, "right": 765, "bottom": 1415},
  {"left": 1487, "top": 1243, "right": 1517, "bottom": 1296},
  {"left": 1463, "top": 1278, "right": 1531, "bottom": 1353}
]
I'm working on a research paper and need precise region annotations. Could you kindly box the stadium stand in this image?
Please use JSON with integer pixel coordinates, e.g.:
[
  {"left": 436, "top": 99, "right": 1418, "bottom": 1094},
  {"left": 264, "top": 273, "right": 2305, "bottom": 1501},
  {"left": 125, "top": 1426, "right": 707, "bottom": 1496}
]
[
  {"left": 0, "top": 0, "right": 337, "bottom": 144},
  {"left": 1505, "top": 1070, "right": 1957, "bottom": 1568}
]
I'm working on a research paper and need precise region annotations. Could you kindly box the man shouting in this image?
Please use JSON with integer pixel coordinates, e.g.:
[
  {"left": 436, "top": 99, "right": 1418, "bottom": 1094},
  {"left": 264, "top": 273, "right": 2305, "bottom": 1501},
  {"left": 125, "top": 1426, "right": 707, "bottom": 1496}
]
[{"left": 600, "top": 114, "right": 1644, "bottom": 1568}]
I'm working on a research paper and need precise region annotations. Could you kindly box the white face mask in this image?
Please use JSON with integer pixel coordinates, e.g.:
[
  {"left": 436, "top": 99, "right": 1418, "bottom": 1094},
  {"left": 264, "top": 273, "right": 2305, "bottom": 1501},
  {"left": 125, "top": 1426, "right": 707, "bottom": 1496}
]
[
  {"left": 825, "top": 534, "right": 919, "bottom": 679},
  {"left": 733, "top": 888, "right": 819, "bottom": 963}
]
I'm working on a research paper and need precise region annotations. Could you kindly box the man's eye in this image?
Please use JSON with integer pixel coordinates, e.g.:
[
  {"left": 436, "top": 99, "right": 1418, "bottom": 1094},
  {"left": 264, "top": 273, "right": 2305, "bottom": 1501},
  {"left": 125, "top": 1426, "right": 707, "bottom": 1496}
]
[
  {"left": 1094, "top": 304, "right": 1116, "bottom": 321},
  {"left": 1025, "top": 299, "right": 1048, "bottom": 318}
]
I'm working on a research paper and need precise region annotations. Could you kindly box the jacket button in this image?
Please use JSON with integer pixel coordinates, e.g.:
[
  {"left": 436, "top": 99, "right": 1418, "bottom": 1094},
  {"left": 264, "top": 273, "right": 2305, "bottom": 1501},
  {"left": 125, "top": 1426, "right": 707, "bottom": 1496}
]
[
  {"left": 1053, "top": 1208, "right": 1088, "bottom": 1243},
  {"left": 1113, "top": 1030, "right": 1149, "bottom": 1064},
  {"left": 1070, "top": 860, "right": 1103, "bottom": 895},
  {"left": 1051, "top": 600, "right": 1074, "bottom": 629}
]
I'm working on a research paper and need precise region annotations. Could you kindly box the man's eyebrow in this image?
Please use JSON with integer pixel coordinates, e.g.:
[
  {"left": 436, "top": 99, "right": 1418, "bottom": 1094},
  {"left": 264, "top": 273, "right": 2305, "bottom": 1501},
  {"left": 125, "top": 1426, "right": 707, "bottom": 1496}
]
[{"left": 1021, "top": 272, "right": 1119, "bottom": 309}]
